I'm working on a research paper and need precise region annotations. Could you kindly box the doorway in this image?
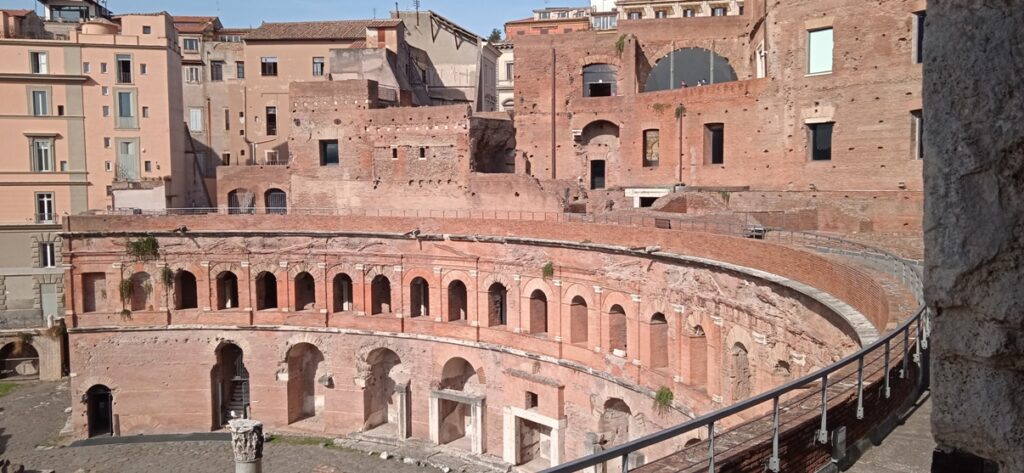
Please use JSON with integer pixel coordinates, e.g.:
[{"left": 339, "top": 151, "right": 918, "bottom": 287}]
[
  {"left": 590, "top": 160, "right": 606, "bottom": 190},
  {"left": 86, "top": 385, "right": 113, "bottom": 437}
]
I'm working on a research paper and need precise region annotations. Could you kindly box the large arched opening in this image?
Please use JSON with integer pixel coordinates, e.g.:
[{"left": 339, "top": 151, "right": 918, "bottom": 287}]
[
  {"left": 370, "top": 275, "right": 392, "bottom": 315},
  {"left": 487, "top": 283, "right": 508, "bottom": 327},
  {"left": 85, "top": 384, "right": 114, "bottom": 438},
  {"left": 255, "top": 272, "right": 278, "bottom": 310},
  {"left": 0, "top": 342, "right": 39, "bottom": 380},
  {"left": 529, "top": 290, "right": 548, "bottom": 335},
  {"left": 287, "top": 343, "right": 325, "bottom": 424},
  {"left": 264, "top": 188, "right": 287, "bottom": 215},
  {"left": 294, "top": 272, "right": 316, "bottom": 311},
  {"left": 363, "top": 348, "right": 406, "bottom": 436},
  {"left": 437, "top": 357, "right": 481, "bottom": 449},
  {"left": 730, "top": 342, "right": 752, "bottom": 402},
  {"left": 447, "top": 280, "right": 468, "bottom": 322},
  {"left": 578, "top": 121, "right": 619, "bottom": 190},
  {"left": 643, "top": 47, "right": 738, "bottom": 92},
  {"left": 609, "top": 304, "right": 628, "bottom": 355},
  {"left": 174, "top": 270, "right": 198, "bottom": 310},
  {"left": 410, "top": 277, "right": 430, "bottom": 318},
  {"left": 216, "top": 272, "right": 239, "bottom": 310},
  {"left": 212, "top": 343, "right": 249, "bottom": 428},
  {"left": 332, "top": 273, "right": 353, "bottom": 312},
  {"left": 570, "top": 296, "right": 589, "bottom": 344},
  {"left": 649, "top": 313, "right": 669, "bottom": 369}
]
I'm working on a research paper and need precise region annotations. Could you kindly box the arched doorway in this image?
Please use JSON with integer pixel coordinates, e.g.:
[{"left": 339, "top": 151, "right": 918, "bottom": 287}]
[
  {"left": 487, "top": 283, "right": 508, "bottom": 327},
  {"left": 599, "top": 398, "right": 632, "bottom": 471},
  {"left": 371, "top": 275, "right": 391, "bottom": 315},
  {"left": 333, "top": 273, "right": 353, "bottom": 312},
  {"left": 213, "top": 343, "right": 249, "bottom": 427},
  {"left": 255, "top": 272, "right": 278, "bottom": 310},
  {"left": 410, "top": 277, "right": 429, "bottom": 318},
  {"left": 649, "top": 313, "right": 669, "bottom": 369},
  {"left": 294, "top": 272, "right": 316, "bottom": 311},
  {"left": 570, "top": 296, "right": 588, "bottom": 344},
  {"left": 174, "top": 270, "right": 198, "bottom": 310},
  {"left": 689, "top": 325, "right": 708, "bottom": 386},
  {"left": 608, "top": 304, "right": 627, "bottom": 355},
  {"left": 227, "top": 188, "right": 255, "bottom": 214},
  {"left": 264, "top": 188, "right": 287, "bottom": 215},
  {"left": 287, "top": 343, "right": 324, "bottom": 424},
  {"left": 447, "top": 280, "right": 468, "bottom": 322},
  {"left": 529, "top": 290, "right": 548, "bottom": 334},
  {"left": 730, "top": 342, "right": 752, "bottom": 402},
  {"left": 579, "top": 121, "right": 619, "bottom": 190},
  {"left": 437, "top": 357, "right": 481, "bottom": 449},
  {"left": 216, "top": 272, "right": 239, "bottom": 310},
  {"left": 86, "top": 384, "right": 113, "bottom": 437},
  {"left": 363, "top": 348, "right": 405, "bottom": 435},
  {"left": 643, "top": 47, "right": 738, "bottom": 92},
  {"left": 0, "top": 342, "right": 39, "bottom": 380}
]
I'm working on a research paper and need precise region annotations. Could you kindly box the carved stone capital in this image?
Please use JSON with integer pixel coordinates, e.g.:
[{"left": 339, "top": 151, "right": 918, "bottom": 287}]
[{"left": 228, "top": 419, "right": 264, "bottom": 463}]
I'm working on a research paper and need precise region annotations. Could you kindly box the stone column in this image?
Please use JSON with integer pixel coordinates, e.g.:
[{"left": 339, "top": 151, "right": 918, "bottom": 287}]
[
  {"left": 228, "top": 419, "right": 264, "bottom": 473},
  {"left": 395, "top": 382, "right": 410, "bottom": 439}
]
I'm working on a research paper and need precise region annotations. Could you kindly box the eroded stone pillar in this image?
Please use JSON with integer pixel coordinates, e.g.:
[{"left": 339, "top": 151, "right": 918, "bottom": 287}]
[
  {"left": 228, "top": 419, "right": 264, "bottom": 473},
  {"left": 395, "top": 382, "right": 410, "bottom": 439}
]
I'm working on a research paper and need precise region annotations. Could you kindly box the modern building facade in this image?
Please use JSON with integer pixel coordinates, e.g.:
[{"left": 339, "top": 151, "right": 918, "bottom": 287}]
[{"left": 0, "top": 1, "right": 187, "bottom": 380}]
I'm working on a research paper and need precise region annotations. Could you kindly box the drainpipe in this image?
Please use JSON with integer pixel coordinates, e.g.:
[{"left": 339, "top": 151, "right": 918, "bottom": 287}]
[
  {"left": 550, "top": 47, "right": 557, "bottom": 180},
  {"left": 678, "top": 105, "right": 684, "bottom": 183}
]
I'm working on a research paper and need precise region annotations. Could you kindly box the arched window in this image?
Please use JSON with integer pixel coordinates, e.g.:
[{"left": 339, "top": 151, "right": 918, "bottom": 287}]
[
  {"left": 214, "top": 343, "right": 249, "bottom": 426},
  {"left": 570, "top": 296, "right": 588, "bottom": 344},
  {"left": 128, "top": 272, "right": 152, "bottom": 311},
  {"left": 643, "top": 47, "right": 738, "bottom": 92},
  {"left": 689, "top": 325, "right": 708, "bottom": 386},
  {"left": 608, "top": 304, "right": 627, "bottom": 355},
  {"left": 286, "top": 343, "right": 324, "bottom": 423},
  {"left": 86, "top": 384, "right": 114, "bottom": 438},
  {"left": 333, "top": 273, "right": 353, "bottom": 313},
  {"left": 447, "top": 280, "right": 468, "bottom": 322},
  {"left": 583, "top": 63, "right": 617, "bottom": 97},
  {"left": 410, "top": 277, "right": 429, "bottom": 317},
  {"left": 227, "top": 189, "right": 255, "bottom": 214},
  {"left": 649, "top": 313, "right": 669, "bottom": 368},
  {"left": 0, "top": 342, "right": 39, "bottom": 380},
  {"left": 174, "top": 270, "right": 198, "bottom": 310},
  {"left": 371, "top": 275, "right": 391, "bottom": 315},
  {"left": 487, "top": 283, "right": 508, "bottom": 327},
  {"left": 730, "top": 342, "right": 752, "bottom": 401},
  {"left": 216, "top": 271, "right": 239, "bottom": 310},
  {"left": 265, "top": 188, "right": 287, "bottom": 215},
  {"left": 294, "top": 272, "right": 316, "bottom": 311},
  {"left": 529, "top": 290, "right": 548, "bottom": 334},
  {"left": 255, "top": 272, "right": 278, "bottom": 310}
]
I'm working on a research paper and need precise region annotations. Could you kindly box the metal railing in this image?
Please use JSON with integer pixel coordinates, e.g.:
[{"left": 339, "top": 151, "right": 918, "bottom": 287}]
[
  {"left": 89, "top": 206, "right": 926, "bottom": 472},
  {"left": 542, "top": 306, "right": 928, "bottom": 472}
]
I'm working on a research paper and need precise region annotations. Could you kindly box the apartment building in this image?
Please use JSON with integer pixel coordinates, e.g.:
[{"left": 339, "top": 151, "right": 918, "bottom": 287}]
[{"left": 0, "top": 1, "right": 187, "bottom": 380}]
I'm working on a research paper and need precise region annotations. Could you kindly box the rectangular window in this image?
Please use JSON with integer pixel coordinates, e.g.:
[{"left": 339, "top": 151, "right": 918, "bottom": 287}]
[
  {"left": 142, "top": 106, "right": 149, "bottom": 118},
  {"left": 102, "top": 105, "right": 110, "bottom": 117},
  {"left": 683, "top": 9, "right": 695, "bottom": 17},
  {"left": 31, "top": 52, "right": 48, "bottom": 74},
  {"left": 104, "top": 161, "right": 112, "bottom": 172},
  {"left": 705, "top": 124, "right": 725, "bottom": 164},
  {"left": 221, "top": 153, "right": 231, "bottom": 165},
  {"left": 320, "top": 140, "right": 339, "bottom": 166},
  {"left": 265, "top": 106, "right": 277, "bottom": 136},
  {"left": 312, "top": 57, "right": 325, "bottom": 76},
  {"left": 31, "top": 138, "right": 53, "bottom": 172},
  {"left": 224, "top": 109, "right": 231, "bottom": 130},
  {"left": 189, "top": 107, "right": 204, "bottom": 132},
  {"left": 419, "top": 147, "right": 427, "bottom": 159},
  {"left": 39, "top": 243, "right": 55, "bottom": 268},
  {"left": 261, "top": 57, "right": 278, "bottom": 76},
  {"left": 104, "top": 137, "right": 111, "bottom": 148},
  {"left": 211, "top": 61, "right": 224, "bottom": 81},
  {"left": 144, "top": 161, "right": 152, "bottom": 172},
  {"left": 116, "top": 54, "right": 132, "bottom": 83},
  {"left": 912, "top": 110, "right": 924, "bottom": 160},
  {"left": 391, "top": 147, "right": 398, "bottom": 160},
  {"left": 628, "top": 11, "right": 642, "bottom": 20},
  {"left": 116, "top": 91, "right": 136, "bottom": 129},
  {"left": 506, "top": 62, "right": 514, "bottom": 81},
  {"left": 83, "top": 62, "right": 91, "bottom": 73},
  {"left": 57, "top": 105, "right": 64, "bottom": 116},
  {"left": 116, "top": 140, "right": 139, "bottom": 180},
  {"left": 265, "top": 150, "right": 279, "bottom": 165},
  {"left": 142, "top": 26, "right": 152, "bottom": 35},
  {"left": 35, "top": 193, "right": 54, "bottom": 223},
  {"left": 236, "top": 61, "right": 245, "bottom": 79},
  {"left": 31, "top": 90, "right": 49, "bottom": 116},
  {"left": 100, "top": 62, "right": 108, "bottom": 74},
  {"left": 102, "top": 86, "right": 109, "bottom": 96},
  {"left": 59, "top": 161, "right": 67, "bottom": 172},
  {"left": 712, "top": 7, "right": 727, "bottom": 16},
  {"left": 914, "top": 11, "right": 926, "bottom": 64},
  {"left": 655, "top": 10, "right": 668, "bottom": 18},
  {"left": 186, "top": 66, "right": 202, "bottom": 83},
  {"left": 183, "top": 38, "right": 199, "bottom": 52},
  {"left": 140, "top": 63, "right": 147, "bottom": 75},
  {"left": 808, "top": 28, "right": 834, "bottom": 74},
  {"left": 808, "top": 122, "right": 834, "bottom": 161},
  {"left": 643, "top": 129, "right": 660, "bottom": 167}
]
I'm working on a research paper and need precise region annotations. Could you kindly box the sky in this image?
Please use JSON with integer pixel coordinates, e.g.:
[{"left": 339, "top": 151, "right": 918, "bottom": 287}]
[{"left": 0, "top": 0, "right": 592, "bottom": 38}]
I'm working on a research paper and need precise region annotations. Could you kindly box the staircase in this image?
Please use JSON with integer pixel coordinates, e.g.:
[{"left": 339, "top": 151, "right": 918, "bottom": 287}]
[{"left": 226, "top": 379, "right": 249, "bottom": 420}]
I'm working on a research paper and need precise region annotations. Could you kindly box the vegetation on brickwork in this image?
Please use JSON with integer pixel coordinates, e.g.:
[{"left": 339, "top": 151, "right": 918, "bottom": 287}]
[
  {"left": 269, "top": 435, "right": 333, "bottom": 447},
  {"left": 615, "top": 34, "right": 627, "bottom": 56},
  {"left": 651, "top": 103, "right": 671, "bottom": 114},
  {"left": 718, "top": 191, "right": 732, "bottom": 203},
  {"left": 119, "top": 279, "right": 133, "bottom": 306},
  {"left": 120, "top": 309, "right": 132, "bottom": 320},
  {"left": 675, "top": 104, "right": 687, "bottom": 119},
  {"left": 653, "top": 386, "right": 675, "bottom": 416},
  {"left": 542, "top": 262, "right": 555, "bottom": 279},
  {"left": 126, "top": 235, "right": 159, "bottom": 260},
  {"left": 161, "top": 267, "right": 174, "bottom": 287},
  {"left": 0, "top": 383, "right": 19, "bottom": 398},
  {"left": 12, "top": 332, "right": 33, "bottom": 355},
  {"left": 43, "top": 323, "right": 65, "bottom": 339}
]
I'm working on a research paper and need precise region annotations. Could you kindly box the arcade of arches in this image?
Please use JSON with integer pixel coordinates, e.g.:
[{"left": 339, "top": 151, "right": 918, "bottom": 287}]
[{"left": 63, "top": 218, "right": 903, "bottom": 469}]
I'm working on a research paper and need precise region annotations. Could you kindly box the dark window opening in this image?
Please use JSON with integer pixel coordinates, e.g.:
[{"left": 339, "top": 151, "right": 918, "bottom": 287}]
[
  {"left": 391, "top": 148, "right": 398, "bottom": 159},
  {"left": 260, "top": 57, "right": 277, "bottom": 76},
  {"left": 211, "top": 61, "right": 224, "bottom": 81},
  {"left": 265, "top": 107, "right": 277, "bottom": 136},
  {"left": 320, "top": 140, "right": 339, "bottom": 166},
  {"left": 236, "top": 62, "right": 245, "bottom": 79},
  {"left": 706, "top": 124, "right": 724, "bottom": 164},
  {"left": 809, "top": 122, "right": 834, "bottom": 161},
  {"left": 915, "top": 11, "right": 926, "bottom": 64},
  {"left": 526, "top": 391, "right": 539, "bottom": 409},
  {"left": 639, "top": 197, "right": 658, "bottom": 208},
  {"left": 590, "top": 160, "right": 606, "bottom": 190},
  {"left": 419, "top": 147, "right": 426, "bottom": 159},
  {"left": 583, "top": 64, "right": 617, "bottom": 97},
  {"left": 116, "top": 55, "right": 132, "bottom": 84},
  {"left": 912, "top": 110, "right": 924, "bottom": 160},
  {"left": 643, "top": 129, "right": 660, "bottom": 167}
]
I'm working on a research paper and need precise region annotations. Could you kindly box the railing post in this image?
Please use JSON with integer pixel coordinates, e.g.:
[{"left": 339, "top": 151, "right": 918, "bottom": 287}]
[
  {"left": 914, "top": 317, "right": 923, "bottom": 365},
  {"left": 856, "top": 357, "right": 865, "bottom": 420},
  {"left": 708, "top": 422, "right": 716, "bottom": 473},
  {"left": 901, "top": 328, "right": 910, "bottom": 379},
  {"left": 622, "top": 454, "right": 630, "bottom": 473},
  {"left": 769, "top": 397, "right": 780, "bottom": 472},
  {"left": 884, "top": 339, "right": 891, "bottom": 398},
  {"left": 817, "top": 374, "right": 829, "bottom": 444}
]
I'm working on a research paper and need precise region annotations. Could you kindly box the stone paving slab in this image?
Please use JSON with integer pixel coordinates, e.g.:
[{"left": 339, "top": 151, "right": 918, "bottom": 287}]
[{"left": 846, "top": 393, "right": 934, "bottom": 473}]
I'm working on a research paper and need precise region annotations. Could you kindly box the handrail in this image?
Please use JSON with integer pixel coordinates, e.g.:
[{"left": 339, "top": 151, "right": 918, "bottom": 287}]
[{"left": 541, "top": 306, "right": 928, "bottom": 472}]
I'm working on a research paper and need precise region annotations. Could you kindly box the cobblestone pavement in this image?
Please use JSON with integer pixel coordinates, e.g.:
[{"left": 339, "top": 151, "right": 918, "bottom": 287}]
[
  {"left": 847, "top": 392, "right": 934, "bottom": 473},
  {"left": 0, "top": 381, "right": 439, "bottom": 473}
]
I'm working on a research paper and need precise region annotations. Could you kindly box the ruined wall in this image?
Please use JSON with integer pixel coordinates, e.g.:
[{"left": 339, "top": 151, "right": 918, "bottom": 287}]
[{"left": 925, "top": 1, "right": 1024, "bottom": 471}]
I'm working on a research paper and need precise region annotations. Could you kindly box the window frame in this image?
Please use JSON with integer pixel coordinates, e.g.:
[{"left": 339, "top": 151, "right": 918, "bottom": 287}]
[
  {"left": 182, "top": 38, "right": 200, "bottom": 52},
  {"left": 35, "top": 192, "right": 55, "bottom": 223},
  {"left": 39, "top": 242, "right": 56, "bottom": 268},
  {"left": 236, "top": 61, "right": 245, "bottom": 79},
  {"left": 643, "top": 129, "right": 660, "bottom": 167},
  {"left": 807, "top": 27, "right": 835, "bottom": 75},
  {"left": 31, "top": 137, "right": 55, "bottom": 172},
  {"left": 312, "top": 57, "right": 325, "bottom": 76},
  {"left": 265, "top": 106, "right": 277, "bottom": 136},
  {"left": 705, "top": 123, "right": 725, "bottom": 165},
  {"left": 30, "top": 51, "right": 48, "bottom": 74},
  {"left": 913, "top": 11, "right": 926, "bottom": 65},
  {"left": 30, "top": 89, "right": 50, "bottom": 116},
  {"left": 185, "top": 66, "right": 202, "bottom": 84},
  {"left": 189, "top": 107, "right": 204, "bottom": 133},
  {"left": 320, "top": 139, "right": 340, "bottom": 166},
  {"left": 261, "top": 57, "right": 278, "bottom": 77},
  {"left": 912, "top": 110, "right": 924, "bottom": 160},
  {"left": 115, "top": 53, "right": 133, "bottom": 84},
  {"left": 808, "top": 121, "right": 835, "bottom": 161},
  {"left": 211, "top": 61, "right": 224, "bottom": 81}
]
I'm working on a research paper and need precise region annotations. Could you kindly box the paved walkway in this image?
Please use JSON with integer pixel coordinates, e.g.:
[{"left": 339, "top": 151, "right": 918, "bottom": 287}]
[
  {"left": 0, "top": 381, "right": 442, "bottom": 473},
  {"left": 847, "top": 391, "right": 934, "bottom": 473}
]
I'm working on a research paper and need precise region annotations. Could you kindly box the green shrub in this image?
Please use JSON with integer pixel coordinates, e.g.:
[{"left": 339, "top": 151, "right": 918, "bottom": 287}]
[
  {"left": 653, "top": 386, "right": 674, "bottom": 416},
  {"left": 126, "top": 235, "right": 159, "bottom": 260}
]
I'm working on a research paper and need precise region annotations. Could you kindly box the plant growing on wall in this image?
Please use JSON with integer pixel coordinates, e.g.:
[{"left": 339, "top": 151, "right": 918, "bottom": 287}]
[
  {"left": 653, "top": 386, "right": 675, "bottom": 416},
  {"left": 43, "top": 322, "right": 66, "bottom": 339},
  {"left": 126, "top": 235, "right": 160, "bottom": 260},
  {"left": 160, "top": 266, "right": 174, "bottom": 287},
  {"left": 675, "top": 104, "right": 687, "bottom": 120},
  {"left": 615, "top": 34, "right": 627, "bottom": 56},
  {"left": 13, "top": 332, "right": 33, "bottom": 355},
  {"left": 542, "top": 262, "right": 555, "bottom": 279},
  {"left": 652, "top": 103, "right": 671, "bottom": 114},
  {"left": 119, "top": 278, "right": 133, "bottom": 308}
]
